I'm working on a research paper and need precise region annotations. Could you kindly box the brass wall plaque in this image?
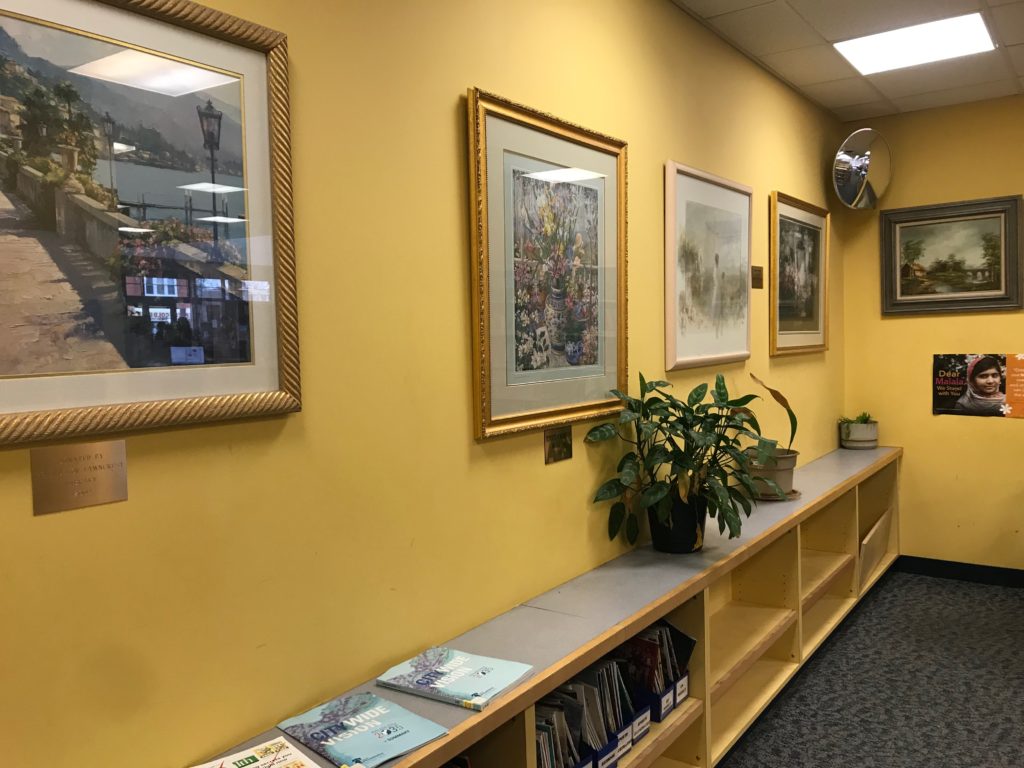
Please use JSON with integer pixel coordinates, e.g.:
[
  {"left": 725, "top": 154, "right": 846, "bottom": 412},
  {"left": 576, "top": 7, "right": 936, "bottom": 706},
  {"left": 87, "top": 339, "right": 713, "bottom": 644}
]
[
  {"left": 30, "top": 441, "right": 128, "bottom": 515},
  {"left": 751, "top": 266, "right": 765, "bottom": 289}
]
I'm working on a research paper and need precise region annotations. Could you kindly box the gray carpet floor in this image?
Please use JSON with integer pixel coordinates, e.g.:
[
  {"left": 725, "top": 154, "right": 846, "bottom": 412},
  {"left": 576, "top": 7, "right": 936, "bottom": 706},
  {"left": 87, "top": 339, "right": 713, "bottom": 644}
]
[{"left": 717, "top": 571, "right": 1024, "bottom": 768}]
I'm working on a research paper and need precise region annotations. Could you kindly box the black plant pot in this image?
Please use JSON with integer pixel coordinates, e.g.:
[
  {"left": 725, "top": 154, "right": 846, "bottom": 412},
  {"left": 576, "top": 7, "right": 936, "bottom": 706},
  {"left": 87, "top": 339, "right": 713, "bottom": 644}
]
[{"left": 648, "top": 494, "right": 708, "bottom": 554}]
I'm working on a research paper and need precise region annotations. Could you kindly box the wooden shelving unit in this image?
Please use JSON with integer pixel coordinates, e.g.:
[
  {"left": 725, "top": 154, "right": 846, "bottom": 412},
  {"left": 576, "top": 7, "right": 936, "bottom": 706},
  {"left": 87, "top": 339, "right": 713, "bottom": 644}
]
[{"left": 209, "top": 449, "right": 901, "bottom": 768}]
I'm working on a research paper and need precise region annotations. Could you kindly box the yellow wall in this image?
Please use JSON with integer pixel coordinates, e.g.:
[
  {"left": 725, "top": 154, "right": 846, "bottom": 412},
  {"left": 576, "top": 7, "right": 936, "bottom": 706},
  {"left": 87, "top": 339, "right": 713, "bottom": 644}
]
[
  {"left": 0, "top": 2, "right": 844, "bottom": 766},
  {"left": 842, "top": 96, "right": 1024, "bottom": 571}
]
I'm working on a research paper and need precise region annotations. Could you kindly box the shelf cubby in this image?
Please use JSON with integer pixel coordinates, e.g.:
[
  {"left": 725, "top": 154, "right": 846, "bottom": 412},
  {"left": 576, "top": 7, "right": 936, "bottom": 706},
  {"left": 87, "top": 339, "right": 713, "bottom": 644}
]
[
  {"left": 623, "top": 700, "right": 704, "bottom": 768},
  {"left": 709, "top": 629, "right": 799, "bottom": 764},
  {"left": 799, "top": 488, "right": 857, "bottom": 619},
  {"left": 707, "top": 529, "right": 798, "bottom": 702}
]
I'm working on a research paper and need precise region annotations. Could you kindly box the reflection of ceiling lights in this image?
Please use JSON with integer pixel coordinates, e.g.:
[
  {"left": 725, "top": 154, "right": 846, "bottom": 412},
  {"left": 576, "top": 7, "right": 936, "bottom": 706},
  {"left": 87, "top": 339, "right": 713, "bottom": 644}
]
[
  {"left": 196, "top": 215, "right": 246, "bottom": 223},
  {"left": 70, "top": 50, "right": 238, "bottom": 97},
  {"left": 112, "top": 141, "right": 135, "bottom": 154},
  {"left": 118, "top": 226, "right": 154, "bottom": 233},
  {"left": 834, "top": 13, "right": 994, "bottom": 75},
  {"left": 523, "top": 168, "right": 605, "bottom": 183},
  {"left": 177, "top": 182, "right": 246, "bottom": 194}
]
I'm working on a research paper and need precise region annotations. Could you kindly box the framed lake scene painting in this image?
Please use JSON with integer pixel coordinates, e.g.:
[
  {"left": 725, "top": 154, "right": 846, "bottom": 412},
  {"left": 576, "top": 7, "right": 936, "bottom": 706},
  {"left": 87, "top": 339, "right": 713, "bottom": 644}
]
[
  {"left": 881, "top": 196, "right": 1022, "bottom": 315},
  {"left": 0, "top": 0, "right": 298, "bottom": 446},
  {"left": 770, "top": 191, "right": 829, "bottom": 355},
  {"left": 468, "top": 88, "right": 626, "bottom": 440},
  {"left": 665, "top": 162, "right": 751, "bottom": 370}
]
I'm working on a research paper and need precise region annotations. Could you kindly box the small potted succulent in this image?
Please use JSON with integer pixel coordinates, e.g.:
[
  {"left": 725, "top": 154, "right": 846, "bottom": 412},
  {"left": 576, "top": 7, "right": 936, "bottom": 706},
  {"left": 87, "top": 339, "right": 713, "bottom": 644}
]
[
  {"left": 745, "top": 374, "right": 798, "bottom": 499},
  {"left": 838, "top": 412, "right": 878, "bottom": 449},
  {"left": 585, "top": 372, "right": 778, "bottom": 553}
]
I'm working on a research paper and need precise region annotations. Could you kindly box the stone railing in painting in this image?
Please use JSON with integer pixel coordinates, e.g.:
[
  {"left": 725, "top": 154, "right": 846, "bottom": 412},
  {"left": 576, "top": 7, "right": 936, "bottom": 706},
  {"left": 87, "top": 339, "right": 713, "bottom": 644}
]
[{"left": 54, "top": 188, "right": 137, "bottom": 265}]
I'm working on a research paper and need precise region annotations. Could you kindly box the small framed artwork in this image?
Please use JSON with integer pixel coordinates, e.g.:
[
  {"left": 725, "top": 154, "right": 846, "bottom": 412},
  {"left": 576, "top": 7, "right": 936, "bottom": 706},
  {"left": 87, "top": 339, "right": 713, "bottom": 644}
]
[
  {"left": 769, "top": 192, "right": 830, "bottom": 355},
  {"left": 665, "top": 162, "right": 751, "bottom": 370},
  {"left": 881, "top": 196, "right": 1022, "bottom": 314},
  {"left": 0, "top": 0, "right": 298, "bottom": 446},
  {"left": 467, "top": 88, "right": 627, "bottom": 440}
]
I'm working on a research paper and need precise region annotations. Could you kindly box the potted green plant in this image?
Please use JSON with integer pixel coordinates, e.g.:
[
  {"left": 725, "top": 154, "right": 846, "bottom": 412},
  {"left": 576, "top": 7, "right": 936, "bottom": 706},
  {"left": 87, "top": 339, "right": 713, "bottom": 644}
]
[
  {"left": 745, "top": 374, "right": 799, "bottom": 499},
  {"left": 839, "top": 411, "right": 878, "bottom": 449},
  {"left": 585, "top": 372, "right": 776, "bottom": 553}
]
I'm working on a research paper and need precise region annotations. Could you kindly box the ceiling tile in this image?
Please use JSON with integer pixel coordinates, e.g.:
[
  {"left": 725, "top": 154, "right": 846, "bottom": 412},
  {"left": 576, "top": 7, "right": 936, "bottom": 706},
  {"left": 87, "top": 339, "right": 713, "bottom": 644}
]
[
  {"left": 991, "top": 3, "right": 1024, "bottom": 46},
  {"left": 868, "top": 51, "right": 1011, "bottom": 99},
  {"left": 709, "top": 1, "right": 824, "bottom": 56},
  {"left": 801, "top": 77, "right": 884, "bottom": 108},
  {"left": 761, "top": 44, "right": 859, "bottom": 85},
  {"left": 786, "top": 0, "right": 980, "bottom": 43},
  {"left": 671, "top": 0, "right": 774, "bottom": 19},
  {"left": 1005, "top": 44, "right": 1024, "bottom": 75},
  {"left": 891, "top": 79, "right": 1018, "bottom": 112},
  {"left": 833, "top": 101, "right": 898, "bottom": 121}
]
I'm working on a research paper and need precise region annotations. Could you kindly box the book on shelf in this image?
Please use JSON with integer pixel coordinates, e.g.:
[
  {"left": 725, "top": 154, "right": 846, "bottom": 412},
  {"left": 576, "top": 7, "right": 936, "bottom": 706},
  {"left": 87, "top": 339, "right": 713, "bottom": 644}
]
[
  {"left": 278, "top": 691, "right": 447, "bottom": 768},
  {"left": 188, "top": 736, "right": 316, "bottom": 768},
  {"left": 376, "top": 646, "right": 532, "bottom": 711}
]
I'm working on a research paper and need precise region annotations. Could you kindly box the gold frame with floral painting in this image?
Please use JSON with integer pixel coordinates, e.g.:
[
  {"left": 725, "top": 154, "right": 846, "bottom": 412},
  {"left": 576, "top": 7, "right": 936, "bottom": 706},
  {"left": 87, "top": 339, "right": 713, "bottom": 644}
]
[{"left": 467, "top": 88, "right": 627, "bottom": 440}]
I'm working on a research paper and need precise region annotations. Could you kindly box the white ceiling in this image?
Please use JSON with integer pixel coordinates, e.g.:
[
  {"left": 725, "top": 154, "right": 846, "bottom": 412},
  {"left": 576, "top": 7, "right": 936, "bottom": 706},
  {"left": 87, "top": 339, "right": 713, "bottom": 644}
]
[{"left": 672, "top": 0, "right": 1024, "bottom": 120}]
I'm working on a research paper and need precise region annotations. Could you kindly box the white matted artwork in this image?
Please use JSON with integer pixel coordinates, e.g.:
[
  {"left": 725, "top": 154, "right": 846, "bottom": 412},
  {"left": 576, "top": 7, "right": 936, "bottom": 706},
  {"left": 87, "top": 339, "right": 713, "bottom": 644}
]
[{"left": 665, "top": 162, "right": 751, "bottom": 370}]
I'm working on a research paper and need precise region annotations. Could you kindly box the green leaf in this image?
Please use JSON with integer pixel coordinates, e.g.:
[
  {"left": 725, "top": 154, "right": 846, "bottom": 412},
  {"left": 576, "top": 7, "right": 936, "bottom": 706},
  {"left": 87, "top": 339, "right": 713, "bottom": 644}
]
[
  {"left": 750, "top": 373, "right": 798, "bottom": 449},
  {"left": 594, "top": 478, "right": 626, "bottom": 502},
  {"left": 725, "top": 394, "right": 758, "bottom": 407},
  {"left": 714, "top": 374, "right": 729, "bottom": 404},
  {"left": 731, "top": 407, "right": 762, "bottom": 436},
  {"left": 619, "top": 410, "right": 640, "bottom": 424},
  {"left": 644, "top": 444, "right": 671, "bottom": 470},
  {"left": 638, "top": 372, "right": 648, "bottom": 396},
  {"left": 619, "top": 459, "right": 639, "bottom": 487},
  {"left": 728, "top": 485, "right": 752, "bottom": 518},
  {"left": 706, "top": 477, "right": 731, "bottom": 513},
  {"left": 687, "top": 383, "right": 708, "bottom": 406},
  {"left": 639, "top": 481, "right": 670, "bottom": 510},
  {"left": 585, "top": 423, "right": 618, "bottom": 443},
  {"left": 645, "top": 379, "right": 670, "bottom": 393},
  {"left": 608, "top": 502, "right": 626, "bottom": 540},
  {"left": 617, "top": 452, "right": 638, "bottom": 471},
  {"left": 723, "top": 507, "right": 742, "bottom": 538},
  {"left": 639, "top": 421, "right": 658, "bottom": 442},
  {"left": 625, "top": 512, "right": 640, "bottom": 544},
  {"left": 760, "top": 477, "right": 786, "bottom": 499}
]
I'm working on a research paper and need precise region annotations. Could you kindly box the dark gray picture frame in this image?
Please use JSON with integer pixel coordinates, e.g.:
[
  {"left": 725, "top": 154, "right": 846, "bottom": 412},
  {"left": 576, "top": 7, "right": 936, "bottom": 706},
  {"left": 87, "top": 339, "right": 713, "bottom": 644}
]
[{"left": 881, "top": 196, "right": 1022, "bottom": 315}]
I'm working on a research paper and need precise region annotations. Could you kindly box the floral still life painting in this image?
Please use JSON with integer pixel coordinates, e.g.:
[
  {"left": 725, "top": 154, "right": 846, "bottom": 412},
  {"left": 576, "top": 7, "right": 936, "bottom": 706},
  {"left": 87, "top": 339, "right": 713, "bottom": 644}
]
[
  {"left": 468, "top": 88, "right": 626, "bottom": 439},
  {"left": 512, "top": 170, "right": 600, "bottom": 371}
]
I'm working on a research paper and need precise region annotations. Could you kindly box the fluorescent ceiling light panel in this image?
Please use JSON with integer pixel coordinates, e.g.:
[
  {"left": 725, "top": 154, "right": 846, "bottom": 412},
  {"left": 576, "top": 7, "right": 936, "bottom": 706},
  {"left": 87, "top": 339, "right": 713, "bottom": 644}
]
[
  {"left": 523, "top": 168, "right": 605, "bottom": 183},
  {"left": 70, "top": 50, "right": 238, "bottom": 97},
  {"left": 118, "top": 226, "right": 154, "bottom": 233},
  {"left": 196, "top": 215, "right": 246, "bottom": 223},
  {"left": 834, "top": 13, "right": 994, "bottom": 75},
  {"left": 177, "top": 182, "right": 247, "bottom": 194},
  {"left": 112, "top": 142, "right": 135, "bottom": 154}
]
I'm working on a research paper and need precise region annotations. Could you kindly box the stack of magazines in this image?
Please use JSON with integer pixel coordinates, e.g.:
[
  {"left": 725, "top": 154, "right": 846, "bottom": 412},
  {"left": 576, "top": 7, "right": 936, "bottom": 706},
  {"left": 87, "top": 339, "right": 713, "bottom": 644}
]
[{"left": 619, "top": 621, "right": 695, "bottom": 698}]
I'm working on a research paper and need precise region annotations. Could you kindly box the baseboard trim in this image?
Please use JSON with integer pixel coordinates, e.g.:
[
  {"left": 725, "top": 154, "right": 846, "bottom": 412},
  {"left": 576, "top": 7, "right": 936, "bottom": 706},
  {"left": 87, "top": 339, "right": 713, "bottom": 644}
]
[{"left": 895, "top": 555, "right": 1023, "bottom": 588}]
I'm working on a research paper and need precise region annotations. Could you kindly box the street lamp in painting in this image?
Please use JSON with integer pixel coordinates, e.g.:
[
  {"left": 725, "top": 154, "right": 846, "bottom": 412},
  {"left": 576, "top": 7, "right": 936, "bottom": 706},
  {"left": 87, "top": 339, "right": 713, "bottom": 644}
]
[
  {"left": 101, "top": 111, "right": 117, "bottom": 211},
  {"left": 196, "top": 98, "right": 223, "bottom": 255}
]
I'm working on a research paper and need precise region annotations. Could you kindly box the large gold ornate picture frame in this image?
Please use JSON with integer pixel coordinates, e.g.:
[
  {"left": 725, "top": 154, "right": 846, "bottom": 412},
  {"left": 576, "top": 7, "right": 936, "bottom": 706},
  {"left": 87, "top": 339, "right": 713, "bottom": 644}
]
[
  {"left": 468, "top": 88, "right": 626, "bottom": 440},
  {"left": 0, "top": 0, "right": 298, "bottom": 447},
  {"left": 769, "top": 191, "right": 829, "bottom": 356}
]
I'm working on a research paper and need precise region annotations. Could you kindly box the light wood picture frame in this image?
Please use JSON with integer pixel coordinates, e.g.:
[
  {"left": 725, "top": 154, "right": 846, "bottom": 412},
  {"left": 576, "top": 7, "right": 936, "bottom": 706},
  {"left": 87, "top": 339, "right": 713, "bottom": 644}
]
[
  {"left": 467, "top": 88, "right": 627, "bottom": 440},
  {"left": 665, "top": 162, "right": 752, "bottom": 370},
  {"left": 0, "top": 0, "right": 298, "bottom": 447},
  {"left": 770, "top": 192, "right": 829, "bottom": 356}
]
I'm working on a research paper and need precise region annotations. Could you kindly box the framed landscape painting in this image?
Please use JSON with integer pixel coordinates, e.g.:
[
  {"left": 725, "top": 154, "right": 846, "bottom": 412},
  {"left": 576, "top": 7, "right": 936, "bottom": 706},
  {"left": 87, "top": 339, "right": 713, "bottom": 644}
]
[
  {"left": 665, "top": 162, "right": 751, "bottom": 370},
  {"left": 770, "top": 191, "right": 829, "bottom": 355},
  {"left": 468, "top": 88, "right": 626, "bottom": 440},
  {"left": 0, "top": 0, "right": 298, "bottom": 446},
  {"left": 881, "top": 196, "right": 1022, "bottom": 314}
]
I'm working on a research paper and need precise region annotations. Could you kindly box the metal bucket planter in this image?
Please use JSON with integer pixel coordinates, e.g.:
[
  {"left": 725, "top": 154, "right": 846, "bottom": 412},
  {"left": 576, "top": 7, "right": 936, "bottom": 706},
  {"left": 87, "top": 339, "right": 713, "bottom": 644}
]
[
  {"left": 745, "top": 447, "right": 799, "bottom": 500},
  {"left": 840, "top": 421, "right": 878, "bottom": 450}
]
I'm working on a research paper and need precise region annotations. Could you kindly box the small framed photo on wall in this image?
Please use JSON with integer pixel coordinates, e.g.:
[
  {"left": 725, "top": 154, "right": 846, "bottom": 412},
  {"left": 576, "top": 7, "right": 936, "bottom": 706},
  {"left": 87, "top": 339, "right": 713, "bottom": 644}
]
[
  {"left": 665, "top": 162, "right": 752, "bottom": 370},
  {"left": 769, "top": 192, "right": 830, "bottom": 356}
]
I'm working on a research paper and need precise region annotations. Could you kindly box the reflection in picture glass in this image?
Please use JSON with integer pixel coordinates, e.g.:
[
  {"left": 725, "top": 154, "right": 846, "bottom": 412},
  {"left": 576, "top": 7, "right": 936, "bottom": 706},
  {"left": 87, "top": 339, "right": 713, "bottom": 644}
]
[{"left": 0, "top": 11, "right": 251, "bottom": 377}]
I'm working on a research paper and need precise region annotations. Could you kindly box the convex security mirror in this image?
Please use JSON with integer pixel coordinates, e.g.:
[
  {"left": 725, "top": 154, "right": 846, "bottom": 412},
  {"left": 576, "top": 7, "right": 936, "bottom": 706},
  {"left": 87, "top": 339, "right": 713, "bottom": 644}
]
[{"left": 833, "top": 128, "right": 892, "bottom": 209}]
